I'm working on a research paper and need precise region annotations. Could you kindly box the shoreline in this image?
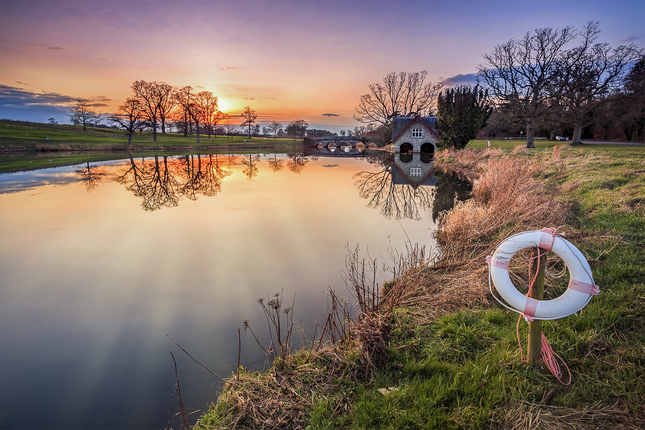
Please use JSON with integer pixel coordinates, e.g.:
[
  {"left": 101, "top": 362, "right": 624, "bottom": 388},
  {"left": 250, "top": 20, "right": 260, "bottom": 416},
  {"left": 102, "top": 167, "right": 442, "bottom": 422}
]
[{"left": 191, "top": 144, "right": 645, "bottom": 429}]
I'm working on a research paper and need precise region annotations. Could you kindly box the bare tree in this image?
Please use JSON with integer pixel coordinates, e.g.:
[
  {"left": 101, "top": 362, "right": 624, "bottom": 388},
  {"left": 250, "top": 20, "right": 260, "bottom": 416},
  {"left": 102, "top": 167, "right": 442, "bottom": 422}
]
[
  {"left": 478, "top": 26, "right": 576, "bottom": 147},
  {"left": 155, "top": 83, "right": 177, "bottom": 134},
  {"left": 618, "top": 57, "right": 645, "bottom": 141},
  {"left": 131, "top": 80, "right": 162, "bottom": 141},
  {"left": 174, "top": 86, "right": 204, "bottom": 142},
  {"left": 240, "top": 106, "right": 257, "bottom": 138},
  {"left": 223, "top": 121, "right": 237, "bottom": 137},
  {"left": 210, "top": 111, "right": 230, "bottom": 138},
  {"left": 193, "top": 91, "right": 219, "bottom": 138},
  {"left": 557, "top": 22, "right": 644, "bottom": 144},
  {"left": 68, "top": 98, "right": 101, "bottom": 131},
  {"left": 108, "top": 97, "right": 144, "bottom": 146},
  {"left": 268, "top": 121, "right": 283, "bottom": 140},
  {"left": 285, "top": 119, "right": 309, "bottom": 139},
  {"left": 354, "top": 71, "right": 443, "bottom": 141}
]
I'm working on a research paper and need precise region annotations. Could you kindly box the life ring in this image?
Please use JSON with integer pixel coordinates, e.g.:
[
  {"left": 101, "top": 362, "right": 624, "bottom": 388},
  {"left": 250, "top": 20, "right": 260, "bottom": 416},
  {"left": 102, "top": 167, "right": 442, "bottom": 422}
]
[{"left": 487, "top": 229, "right": 599, "bottom": 320}]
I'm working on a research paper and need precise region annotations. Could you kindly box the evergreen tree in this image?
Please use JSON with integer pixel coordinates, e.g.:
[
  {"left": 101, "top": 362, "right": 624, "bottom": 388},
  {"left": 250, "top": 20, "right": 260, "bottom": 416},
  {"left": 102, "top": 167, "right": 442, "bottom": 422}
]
[{"left": 437, "top": 85, "right": 492, "bottom": 149}]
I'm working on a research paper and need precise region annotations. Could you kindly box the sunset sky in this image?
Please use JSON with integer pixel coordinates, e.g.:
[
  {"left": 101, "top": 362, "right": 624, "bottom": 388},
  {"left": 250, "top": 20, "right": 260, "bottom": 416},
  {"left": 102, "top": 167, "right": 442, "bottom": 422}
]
[{"left": 1, "top": 0, "right": 643, "bottom": 132}]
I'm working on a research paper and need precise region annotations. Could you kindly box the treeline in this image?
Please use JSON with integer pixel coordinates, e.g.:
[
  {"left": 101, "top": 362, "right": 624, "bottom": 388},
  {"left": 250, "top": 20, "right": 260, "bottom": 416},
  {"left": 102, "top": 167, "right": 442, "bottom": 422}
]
[
  {"left": 69, "top": 81, "right": 322, "bottom": 145},
  {"left": 478, "top": 21, "right": 644, "bottom": 146},
  {"left": 354, "top": 22, "right": 644, "bottom": 148}
]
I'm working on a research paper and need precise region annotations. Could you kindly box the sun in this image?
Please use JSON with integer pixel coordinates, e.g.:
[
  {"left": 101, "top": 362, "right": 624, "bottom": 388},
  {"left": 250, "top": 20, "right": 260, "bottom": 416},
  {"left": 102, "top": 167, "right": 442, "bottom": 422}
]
[{"left": 218, "top": 97, "right": 233, "bottom": 113}]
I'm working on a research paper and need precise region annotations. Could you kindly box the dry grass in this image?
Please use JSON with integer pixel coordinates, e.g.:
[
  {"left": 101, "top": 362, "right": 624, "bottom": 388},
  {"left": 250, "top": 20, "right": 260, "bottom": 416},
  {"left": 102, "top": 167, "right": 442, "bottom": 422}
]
[
  {"left": 194, "top": 146, "right": 644, "bottom": 429},
  {"left": 380, "top": 148, "right": 570, "bottom": 322},
  {"left": 194, "top": 341, "right": 365, "bottom": 430},
  {"left": 494, "top": 401, "right": 644, "bottom": 430}
]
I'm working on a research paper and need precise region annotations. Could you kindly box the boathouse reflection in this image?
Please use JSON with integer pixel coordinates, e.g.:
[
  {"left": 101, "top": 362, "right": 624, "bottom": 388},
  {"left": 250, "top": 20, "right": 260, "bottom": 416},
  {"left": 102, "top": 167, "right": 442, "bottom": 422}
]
[{"left": 354, "top": 152, "right": 470, "bottom": 221}]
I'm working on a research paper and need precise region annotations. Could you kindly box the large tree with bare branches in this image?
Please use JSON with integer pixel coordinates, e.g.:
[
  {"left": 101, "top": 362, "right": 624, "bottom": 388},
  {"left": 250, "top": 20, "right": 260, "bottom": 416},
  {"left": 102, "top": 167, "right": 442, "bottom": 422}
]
[
  {"left": 240, "top": 106, "right": 257, "bottom": 138},
  {"left": 173, "top": 86, "right": 203, "bottom": 142},
  {"left": 68, "top": 98, "right": 101, "bottom": 131},
  {"left": 354, "top": 71, "right": 443, "bottom": 141},
  {"left": 556, "top": 22, "right": 643, "bottom": 144},
  {"left": 108, "top": 97, "right": 144, "bottom": 146},
  {"left": 131, "top": 80, "right": 163, "bottom": 141},
  {"left": 478, "top": 26, "right": 576, "bottom": 148}
]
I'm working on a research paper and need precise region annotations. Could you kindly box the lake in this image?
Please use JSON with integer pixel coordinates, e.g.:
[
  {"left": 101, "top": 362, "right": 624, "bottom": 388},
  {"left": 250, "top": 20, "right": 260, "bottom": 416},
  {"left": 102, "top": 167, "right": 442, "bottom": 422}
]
[{"left": 0, "top": 151, "right": 468, "bottom": 429}]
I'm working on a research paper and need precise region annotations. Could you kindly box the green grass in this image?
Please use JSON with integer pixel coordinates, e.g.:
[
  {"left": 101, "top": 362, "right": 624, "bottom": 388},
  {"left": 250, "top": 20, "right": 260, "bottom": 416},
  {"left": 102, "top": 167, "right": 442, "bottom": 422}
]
[
  {"left": 0, "top": 120, "right": 302, "bottom": 148},
  {"left": 0, "top": 120, "right": 305, "bottom": 173},
  {"left": 195, "top": 145, "right": 645, "bottom": 429}
]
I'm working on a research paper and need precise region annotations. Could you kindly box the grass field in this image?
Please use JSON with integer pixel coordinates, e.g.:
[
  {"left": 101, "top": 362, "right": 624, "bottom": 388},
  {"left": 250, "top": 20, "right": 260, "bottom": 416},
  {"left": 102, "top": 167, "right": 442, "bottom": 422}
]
[
  {"left": 194, "top": 144, "right": 645, "bottom": 429},
  {"left": 0, "top": 120, "right": 305, "bottom": 173},
  {"left": 0, "top": 120, "right": 303, "bottom": 149}
]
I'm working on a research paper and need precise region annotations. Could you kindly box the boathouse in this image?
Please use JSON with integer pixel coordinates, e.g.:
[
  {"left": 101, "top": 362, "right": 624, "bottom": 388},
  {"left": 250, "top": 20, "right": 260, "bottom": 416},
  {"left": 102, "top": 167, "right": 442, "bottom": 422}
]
[{"left": 391, "top": 115, "right": 439, "bottom": 154}]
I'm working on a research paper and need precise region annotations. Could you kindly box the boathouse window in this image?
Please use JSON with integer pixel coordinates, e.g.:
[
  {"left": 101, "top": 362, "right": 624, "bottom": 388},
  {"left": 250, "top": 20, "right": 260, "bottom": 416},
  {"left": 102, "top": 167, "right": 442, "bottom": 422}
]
[
  {"left": 411, "top": 128, "right": 423, "bottom": 138},
  {"left": 410, "top": 167, "right": 422, "bottom": 177}
]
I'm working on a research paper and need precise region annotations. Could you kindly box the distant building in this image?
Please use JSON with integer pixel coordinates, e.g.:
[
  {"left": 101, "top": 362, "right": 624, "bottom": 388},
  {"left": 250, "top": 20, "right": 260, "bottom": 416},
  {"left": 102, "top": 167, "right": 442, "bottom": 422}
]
[{"left": 391, "top": 115, "right": 439, "bottom": 154}]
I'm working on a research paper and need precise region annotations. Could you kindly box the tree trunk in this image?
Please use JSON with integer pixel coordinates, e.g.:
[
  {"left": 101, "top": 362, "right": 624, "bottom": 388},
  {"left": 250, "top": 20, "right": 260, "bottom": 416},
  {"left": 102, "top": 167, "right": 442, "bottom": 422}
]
[
  {"left": 525, "top": 121, "right": 535, "bottom": 148},
  {"left": 195, "top": 121, "right": 201, "bottom": 143},
  {"left": 152, "top": 120, "right": 158, "bottom": 142},
  {"left": 128, "top": 131, "right": 133, "bottom": 146},
  {"left": 571, "top": 123, "right": 584, "bottom": 145}
]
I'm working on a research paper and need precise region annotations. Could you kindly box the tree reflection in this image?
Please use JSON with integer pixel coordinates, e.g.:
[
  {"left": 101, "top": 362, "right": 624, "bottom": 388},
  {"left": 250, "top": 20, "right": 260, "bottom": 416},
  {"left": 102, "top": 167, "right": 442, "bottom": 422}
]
[
  {"left": 115, "top": 153, "right": 148, "bottom": 198},
  {"left": 431, "top": 172, "right": 472, "bottom": 222},
  {"left": 140, "top": 155, "right": 182, "bottom": 210},
  {"left": 354, "top": 160, "right": 435, "bottom": 221},
  {"left": 114, "top": 153, "right": 232, "bottom": 211},
  {"left": 267, "top": 154, "right": 284, "bottom": 172},
  {"left": 76, "top": 161, "right": 106, "bottom": 193},
  {"left": 286, "top": 154, "right": 309, "bottom": 174},
  {"left": 242, "top": 154, "right": 261, "bottom": 181},
  {"left": 200, "top": 154, "right": 232, "bottom": 196}
]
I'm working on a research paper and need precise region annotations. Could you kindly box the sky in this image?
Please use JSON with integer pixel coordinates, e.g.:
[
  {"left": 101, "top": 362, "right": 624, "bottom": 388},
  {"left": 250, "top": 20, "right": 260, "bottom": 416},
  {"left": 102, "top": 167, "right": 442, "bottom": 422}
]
[{"left": 1, "top": 0, "right": 644, "bottom": 133}]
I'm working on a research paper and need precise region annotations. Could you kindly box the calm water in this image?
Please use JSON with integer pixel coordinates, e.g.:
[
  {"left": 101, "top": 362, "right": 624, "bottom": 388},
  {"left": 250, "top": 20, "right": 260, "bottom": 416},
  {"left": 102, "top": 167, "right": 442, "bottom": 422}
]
[{"left": 0, "top": 152, "right": 466, "bottom": 429}]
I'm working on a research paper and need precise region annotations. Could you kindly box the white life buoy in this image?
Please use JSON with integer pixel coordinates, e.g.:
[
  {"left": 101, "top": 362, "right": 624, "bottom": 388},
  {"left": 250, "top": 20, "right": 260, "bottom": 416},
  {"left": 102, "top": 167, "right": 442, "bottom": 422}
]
[{"left": 487, "top": 229, "right": 599, "bottom": 320}]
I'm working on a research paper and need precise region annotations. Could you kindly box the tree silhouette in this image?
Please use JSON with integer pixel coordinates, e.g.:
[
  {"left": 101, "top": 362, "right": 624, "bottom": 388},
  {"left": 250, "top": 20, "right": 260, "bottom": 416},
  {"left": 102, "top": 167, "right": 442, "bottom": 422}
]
[
  {"left": 68, "top": 98, "right": 101, "bottom": 131},
  {"left": 240, "top": 106, "right": 257, "bottom": 138},
  {"left": 76, "top": 161, "right": 105, "bottom": 192}
]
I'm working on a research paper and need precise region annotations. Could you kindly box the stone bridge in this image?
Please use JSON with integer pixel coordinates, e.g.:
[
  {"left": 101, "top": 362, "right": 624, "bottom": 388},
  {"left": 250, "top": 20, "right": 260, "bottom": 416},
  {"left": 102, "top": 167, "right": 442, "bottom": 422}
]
[{"left": 306, "top": 136, "right": 383, "bottom": 150}]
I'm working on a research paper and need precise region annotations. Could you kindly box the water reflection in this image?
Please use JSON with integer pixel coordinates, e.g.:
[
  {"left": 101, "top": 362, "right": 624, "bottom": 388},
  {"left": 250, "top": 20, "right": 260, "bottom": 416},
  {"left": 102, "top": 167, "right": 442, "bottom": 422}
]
[
  {"left": 112, "top": 154, "right": 272, "bottom": 210},
  {"left": 354, "top": 153, "right": 470, "bottom": 221},
  {"left": 267, "top": 154, "right": 285, "bottom": 172},
  {"left": 241, "top": 154, "right": 261, "bottom": 181},
  {"left": 0, "top": 153, "right": 454, "bottom": 430},
  {"left": 76, "top": 161, "right": 107, "bottom": 193}
]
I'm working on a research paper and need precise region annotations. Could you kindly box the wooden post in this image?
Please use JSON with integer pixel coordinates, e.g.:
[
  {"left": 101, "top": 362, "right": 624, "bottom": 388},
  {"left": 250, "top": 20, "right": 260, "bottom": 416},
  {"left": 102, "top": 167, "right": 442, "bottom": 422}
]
[{"left": 527, "top": 247, "right": 546, "bottom": 364}]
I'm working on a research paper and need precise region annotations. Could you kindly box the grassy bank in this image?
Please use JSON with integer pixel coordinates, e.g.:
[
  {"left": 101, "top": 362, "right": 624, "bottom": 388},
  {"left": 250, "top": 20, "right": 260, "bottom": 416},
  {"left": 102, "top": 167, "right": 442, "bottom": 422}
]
[
  {"left": 192, "top": 144, "right": 644, "bottom": 429},
  {"left": 0, "top": 120, "right": 305, "bottom": 174},
  {"left": 0, "top": 120, "right": 303, "bottom": 151}
]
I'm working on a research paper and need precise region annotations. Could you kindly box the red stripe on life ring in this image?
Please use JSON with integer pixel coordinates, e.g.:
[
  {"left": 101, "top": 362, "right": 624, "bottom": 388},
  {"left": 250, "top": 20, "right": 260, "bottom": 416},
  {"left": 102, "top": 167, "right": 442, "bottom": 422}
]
[
  {"left": 491, "top": 257, "right": 510, "bottom": 270},
  {"left": 524, "top": 297, "right": 538, "bottom": 317},
  {"left": 569, "top": 279, "right": 600, "bottom": 295},
  {"left": 539, "top": 229, "right": 556, "bottom": 251}
]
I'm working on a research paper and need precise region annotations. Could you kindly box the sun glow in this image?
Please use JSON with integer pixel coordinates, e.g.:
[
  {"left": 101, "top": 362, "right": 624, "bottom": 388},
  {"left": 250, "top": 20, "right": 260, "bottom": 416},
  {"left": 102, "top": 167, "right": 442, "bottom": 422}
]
[{"left": 217, "top": 97, "right": 233, "bottom": 114}]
